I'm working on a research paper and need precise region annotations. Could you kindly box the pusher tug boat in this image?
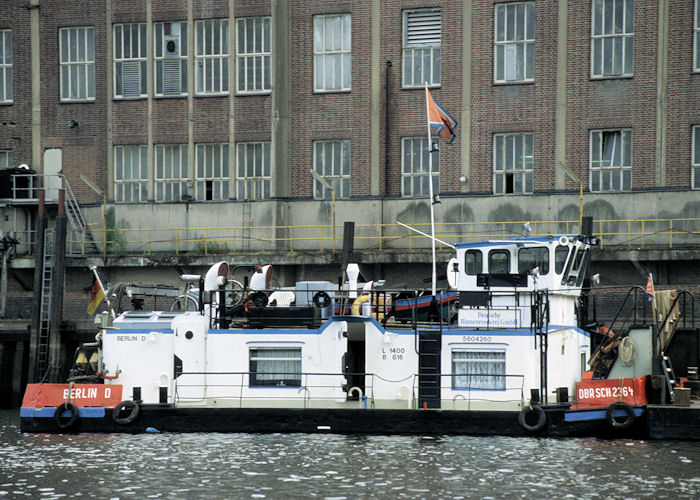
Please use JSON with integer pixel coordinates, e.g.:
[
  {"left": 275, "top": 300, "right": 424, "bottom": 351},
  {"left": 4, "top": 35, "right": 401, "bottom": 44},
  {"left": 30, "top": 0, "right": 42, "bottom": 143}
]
[{"left": 20, "top": 233, "right": 700, "bottom": 438}]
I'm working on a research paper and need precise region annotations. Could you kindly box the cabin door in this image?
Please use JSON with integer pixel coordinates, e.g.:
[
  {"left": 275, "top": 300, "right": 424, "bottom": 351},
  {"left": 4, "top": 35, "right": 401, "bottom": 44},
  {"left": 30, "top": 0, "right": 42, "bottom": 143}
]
[
  {"left": 343, "top": 322, "right": 365, "bottom": 399},
  {"left": 418, "top": 329, "right": 442, "bottom": 409},
  {"left": 172, "top": 316, "right": 207, "bottom": 402}
]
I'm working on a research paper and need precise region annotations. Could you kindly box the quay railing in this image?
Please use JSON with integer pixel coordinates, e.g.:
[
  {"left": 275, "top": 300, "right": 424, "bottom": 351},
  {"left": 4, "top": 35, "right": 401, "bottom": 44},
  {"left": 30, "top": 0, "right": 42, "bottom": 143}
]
[{"left": 6, "top": 217, "right": 700, "bottom": 257}]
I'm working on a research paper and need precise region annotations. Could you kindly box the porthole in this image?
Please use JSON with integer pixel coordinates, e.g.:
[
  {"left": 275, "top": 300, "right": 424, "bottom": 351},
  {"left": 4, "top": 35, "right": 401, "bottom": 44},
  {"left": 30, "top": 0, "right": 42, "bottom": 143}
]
[{"left": 185, "top": 331, "right": 194, "bottom": 340}]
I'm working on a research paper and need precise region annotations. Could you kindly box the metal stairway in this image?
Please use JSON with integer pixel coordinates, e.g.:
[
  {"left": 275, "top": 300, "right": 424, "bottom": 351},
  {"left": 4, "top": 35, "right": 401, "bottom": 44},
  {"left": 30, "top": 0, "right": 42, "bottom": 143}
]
[
  {"left": 418, "top": 329, "right": 442, "bottom": 409},
  {"left": 661, "top": 354, "right": 677, "bottom": 403},
  {"left": 63, "top": 178, "right": 98, "bottom": 255},
  {"left": 36, "top": 228, "right": 54, "bottom": 382},
  {"left": 242, "top": 200, "right": 252, "bottom": 252}
]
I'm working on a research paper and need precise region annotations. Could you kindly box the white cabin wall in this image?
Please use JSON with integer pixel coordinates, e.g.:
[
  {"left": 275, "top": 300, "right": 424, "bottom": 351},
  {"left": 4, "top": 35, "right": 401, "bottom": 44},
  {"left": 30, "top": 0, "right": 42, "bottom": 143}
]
[
  {"left": 365, "top": 326, "right": 418, "bottom": 407},
  {"left": 546, "top": 328, "right": 590, "bottom": 400}
]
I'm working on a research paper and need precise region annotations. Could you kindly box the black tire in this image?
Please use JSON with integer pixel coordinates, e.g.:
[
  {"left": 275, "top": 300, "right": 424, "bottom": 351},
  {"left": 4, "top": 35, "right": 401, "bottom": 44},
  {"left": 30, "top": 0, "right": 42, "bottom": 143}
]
[
  {"left": 518, "top": 404, "right": 547, "bottom": 432},
  {"left": 606, "top": 401, "right": 635, "bottom": 430},
  {"left": 313, "top": 291, "right": 331, "bottom": 308},
  {"left": 54, "top": 402, "right": 79, "bottom": 430},
  {"left": 248, "top": 291, "right": 269, "bottom": 309},
  {"left": 113, "top": 400, "right": 140, "bottom": 425}
]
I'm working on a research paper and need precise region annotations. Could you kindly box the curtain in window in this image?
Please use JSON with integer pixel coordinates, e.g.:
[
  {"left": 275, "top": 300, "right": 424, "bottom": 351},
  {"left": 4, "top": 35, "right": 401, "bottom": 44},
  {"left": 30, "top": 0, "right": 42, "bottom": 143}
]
[
  {"left": 452, "top": 351, "right": 505, "bottom": 390},
  {"left": 251, "top": 349, "right": 301, "bottom": 383}
]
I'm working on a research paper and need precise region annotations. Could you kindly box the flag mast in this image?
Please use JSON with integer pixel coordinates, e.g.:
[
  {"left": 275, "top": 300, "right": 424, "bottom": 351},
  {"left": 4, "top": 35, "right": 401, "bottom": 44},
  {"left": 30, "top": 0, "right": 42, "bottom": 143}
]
[{"left": 424, "top": 82, "right": 437, "bottom": 297}]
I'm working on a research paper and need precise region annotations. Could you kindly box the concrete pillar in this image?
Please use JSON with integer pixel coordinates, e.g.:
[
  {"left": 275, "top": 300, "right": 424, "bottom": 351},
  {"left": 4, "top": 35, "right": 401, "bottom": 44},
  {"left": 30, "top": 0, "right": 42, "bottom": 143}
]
[
  {"left": 271, "top": 0, "right": 291, "bottom": 198},
  {"left": 369, "top": 0, "right": 381, "bottom": 196},
  {"left": 460, "top": 1, "right": 472, "bottom": 191},
  {"left": 655, "top": 0, "right": 669, "bottom": 187},
  {"left": 30, "top": 0, "right": 41, "bottom": 173},
  {"left": 554, "top": 0, "right": 568, "bottom": 189}
]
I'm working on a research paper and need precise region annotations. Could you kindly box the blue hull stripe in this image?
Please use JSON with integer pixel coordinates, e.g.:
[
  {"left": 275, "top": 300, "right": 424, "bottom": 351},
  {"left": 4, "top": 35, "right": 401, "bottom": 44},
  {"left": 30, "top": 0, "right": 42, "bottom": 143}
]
[{"left": 20, "top": 407, "right": 106, "bottom": 419}]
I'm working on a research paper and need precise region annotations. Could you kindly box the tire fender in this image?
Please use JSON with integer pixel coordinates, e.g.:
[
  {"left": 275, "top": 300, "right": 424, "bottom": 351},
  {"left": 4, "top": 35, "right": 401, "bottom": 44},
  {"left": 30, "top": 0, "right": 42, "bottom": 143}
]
[
  {"left": 54, "top": 402, "right": 79, "bottom": 430},
  {"left": 113, "top": 400, "right": 140, "bottom": 425},
  {"left": 518, "top": 404, "right": 547, "bottom": 432},
  {"left": 606, "top": 401, "right": 635, "bottom": 430}
]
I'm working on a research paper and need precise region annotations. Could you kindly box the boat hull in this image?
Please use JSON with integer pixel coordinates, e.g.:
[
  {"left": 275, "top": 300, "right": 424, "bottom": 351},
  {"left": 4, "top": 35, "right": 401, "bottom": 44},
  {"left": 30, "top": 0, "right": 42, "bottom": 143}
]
[{"left": 19, "top": 404, "right": 657, "bottom": 439}]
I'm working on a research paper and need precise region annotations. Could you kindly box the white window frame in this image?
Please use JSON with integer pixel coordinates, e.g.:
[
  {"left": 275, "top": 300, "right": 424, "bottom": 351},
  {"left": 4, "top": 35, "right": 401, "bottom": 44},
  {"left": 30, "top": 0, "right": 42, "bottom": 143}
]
[
  {"left": 402, "top": 8, "right": 441, "bottom": 88},
  {"left": 401, "top": 137, "right": 439, "bottom": 198},
  {"left": 452, "top": 350, "right": 506, "bottom": 391},
  {"left": 693, "top": 126, "right": 700, "bottom": 189},
  {"left": 0, "top": 150, "right": 14, "bottom": 167},
  {"left": 155, "top": 144, "right": 189, "bottom": 202},
  {"left": 314, "top": 14, "right": 351, "bottom": 92},
  {"left": 249, "top": 347, "right": 302, "bottom": 388},
  {"left": 236, "top": 17, "right": 271, "bottom": 94},
  {"left": 313, "top": 140, "right": 351, "bottom": 200},
  {"left": 114, "top": 145, "right": 148, "bottom": 203},
  {"left": 591, "top": 0, "right": 634, "bottom": 78},
  {"left": 589, "top": 129, "right": 632, "bottom": 192},
  {"left": 195, "top": 143, "right": 229, "bottom": 201},
  {"left": 0, "top": 30, "right": 12, "bottom": 103},
  {"left": 155, "top": 21, "right": 188, "bottom": 97},
  {"left": 236, "top": 142, "right": 271, "bottom": 200},
  {"left": 195, "top": 19, "right": 230, "bottom": 95},
  {"left": 59, "top": 27, "right": 95, "bottom": 102},
  {"left": 114, "top": 23, "right": 147, "bottom": 99},
  {"left": 494, "top": 2, "right": 534, "bottom": 83},
  {"left": 695, "top": 0, "right": 700, "bottom": 72},
  {"left": 493, "top": 132, "right": 534, "bottom": 194}
]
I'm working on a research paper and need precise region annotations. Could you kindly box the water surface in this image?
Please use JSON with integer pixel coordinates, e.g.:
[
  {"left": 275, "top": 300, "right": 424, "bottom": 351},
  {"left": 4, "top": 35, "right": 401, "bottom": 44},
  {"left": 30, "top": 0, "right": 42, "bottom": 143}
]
[{"left": 2, "top": 410, "right": 699, "bottom": 498}]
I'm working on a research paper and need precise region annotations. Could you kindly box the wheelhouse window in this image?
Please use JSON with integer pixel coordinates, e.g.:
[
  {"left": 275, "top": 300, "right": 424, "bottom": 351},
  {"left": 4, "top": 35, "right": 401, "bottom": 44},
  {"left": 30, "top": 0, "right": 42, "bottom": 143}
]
[
  {"left": 464, "top": 250, "right": 483, "bottom": 275},
  {"left": 488, "top": 249, "right": 510, "bottom": 274},
  {"left": 401, "top": 137, "right": 439, "bottom": 197},
  {"left": 249, "top": 347, "right": 302, "bottom": 387},
  {"left": 314, "top": 14, "right": 351, "bottom": 92},
  {"left": 591, "top": 0, "right": 634, "bottom": 78},
  {"left": 493, "top": 133, "right": 533, "bottom": 194},
  {"left": 494, "top": 2, "right": 534, "bottom": 83},
  {"left": 60, "top": 27, "right": 94, "bottom": 101},
  {"left": 236, "top": 142, "right": 271, "bottom": 200},
  {"left": 155, "top": 144, "right": 189, "bottom": 202},
  {"left": 114, "top": 145, "right": 148, "bottom": 203},
  {"left": 452, "top": 350, "right": 506, "bottom": 390},
  {"left": 518, "top": 247, "right": 549, "bottom": 274},
  {"left": 236, "top": 17, "right": 271, "bottom": 94},
  {"left": 693, "top": 126, "right": 700, "bottom": 189},
  {"left": 0, "top": 30, "right": 12, "bottom": 103},
  {"left": 403, "top": 8, "right": 441, "bottom": 87},
  {"left": 555, "top": 244, "right": 570, "bottom": 274},
  {"left": 195, "top": 143, "right": 229, "bottom": 201},
  {"left": 114, "top": 24, "right": 147, "bottom": 98},
  {"left": 155, "top": 21, "right": 188, "bottom": 97},
  {"left": 590, "top": 129, "right": 631, "bottom": 192},
  {"left": 313, "top": 140, "right": 350, "bottom": 199},
  {"left": 195, "top": 19, "right": 229, "bottom": 95}
]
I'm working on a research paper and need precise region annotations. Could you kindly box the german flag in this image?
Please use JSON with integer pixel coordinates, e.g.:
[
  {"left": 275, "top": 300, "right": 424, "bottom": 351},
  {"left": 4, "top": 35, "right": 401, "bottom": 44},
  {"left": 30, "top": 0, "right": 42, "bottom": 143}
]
[{"left": 87, "top": 276, "right": 105, "bottom": 315}]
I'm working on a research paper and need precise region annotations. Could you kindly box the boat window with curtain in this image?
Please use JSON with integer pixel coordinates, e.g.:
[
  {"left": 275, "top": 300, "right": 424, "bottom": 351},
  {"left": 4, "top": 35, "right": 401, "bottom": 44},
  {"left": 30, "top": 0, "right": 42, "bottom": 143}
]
[{"left": 249, "top": 347, "right": 302, "bottom": 387}]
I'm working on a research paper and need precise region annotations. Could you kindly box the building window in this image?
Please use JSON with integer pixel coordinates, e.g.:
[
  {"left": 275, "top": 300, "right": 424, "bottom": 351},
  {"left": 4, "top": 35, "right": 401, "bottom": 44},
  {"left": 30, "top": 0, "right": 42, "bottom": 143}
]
[
  {"left": 590, "top": 129, "right": 632, "bottom": 192},
  {"left": 195, "top": 143, "right": 229, "bottom": 201},
  {"left": 114, "top": 24, "right": 147, "bottom": 98},
  {"left": 452, "top": 350, "right": 506, "bottom": 390},
  {"left": 249, "top": 347, "right": 302, "bottom": 387},
  {"left": 114, "top": 145, "right": 148, "bottom": 203},
  {"left": 494, "top": 133, "right": 533, "bottom": 194},
  {"left": 314, "top": 14, "right": 351, "bottom": 92},
  {"left": 696, "top": 0, "right": 700, "bottom": 72},
  {"left": 401, "top": 137, "right": 439, "bottom": 197},
  {"left": 494, "top": 2, "right": 534, "bottom": 83},
  {"left": 591, "top": 0, "right": 634, "bottom": 78},
  {"left": 236, "top": 142, "right": 270, "bottom": 200},
  {"left": 0, "top": 150, "right": 14, "bottom": 167},
  {"left": 155, "top": 22, "right": 188, "bottom": 97},
  {"left": 195, "top": 19, "right": 229, "bottom": 95},
  {"left": 155, "top": 144, "right": 189, "bottom": 202},
  {"left": 693, "top": 126, "right": 700, "bottom": 189},
  {"left": 59, "top": 27, "right": 94, "bottom": 101},
  {"left": 313, "top": 140, "right": 350, "bottom": 200},
  {"left": 236, "top": 17, "right": 271, "bottom": 94},
  {"left": 0, "top": 30, "right": 12, "bottom": 103},
  {"left": 403, "top": 8, "right": 441, "bottom": 87}
]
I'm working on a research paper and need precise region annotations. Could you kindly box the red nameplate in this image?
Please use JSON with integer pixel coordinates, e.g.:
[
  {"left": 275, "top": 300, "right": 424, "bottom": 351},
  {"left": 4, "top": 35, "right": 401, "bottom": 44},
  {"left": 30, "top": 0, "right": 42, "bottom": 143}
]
[
  {"left": 21, "top": 383, "right": 123, "bottom": 408},
  {"left": 570, "top": 376, "right": 647, "bottom": 409}
]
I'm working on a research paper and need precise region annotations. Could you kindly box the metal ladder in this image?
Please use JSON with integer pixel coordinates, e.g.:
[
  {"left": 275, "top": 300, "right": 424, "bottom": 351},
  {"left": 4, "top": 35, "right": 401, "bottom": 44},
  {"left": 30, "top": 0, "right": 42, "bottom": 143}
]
[
  {"left": 242, "top": 200, "right": 252, "bottom": 251},
  {"left": 36, "top": 228, "right": 54, "bottom": 382},
  {"left": 661, "top": 353, "right": 677, "bottom": 403}
]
